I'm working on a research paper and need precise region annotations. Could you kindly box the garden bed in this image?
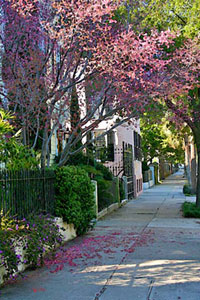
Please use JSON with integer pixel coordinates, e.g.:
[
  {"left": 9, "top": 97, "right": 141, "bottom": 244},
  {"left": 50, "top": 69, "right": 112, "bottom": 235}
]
[{"left": 0, "top": 216, "right": 76, "bottom": 286}]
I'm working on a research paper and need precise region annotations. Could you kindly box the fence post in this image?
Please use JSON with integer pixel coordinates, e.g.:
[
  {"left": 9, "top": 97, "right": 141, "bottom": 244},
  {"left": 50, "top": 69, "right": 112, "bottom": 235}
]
[
  {"left": 114, "top": 177, "right": 120, "bottom": 205},
  {"left": 122, "top": 176, "right": 128, "bottom": 199},
  {"left": 42, "top": 169, "right": 46, "bottom": 212},
  {"left": 91, "top": 180, "right": 98, "bottom": 218}
]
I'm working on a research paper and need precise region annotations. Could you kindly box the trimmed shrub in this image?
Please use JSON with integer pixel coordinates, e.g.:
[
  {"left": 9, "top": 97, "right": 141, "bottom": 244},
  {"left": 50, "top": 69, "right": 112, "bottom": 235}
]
[
  {"left": 142, "top": 161, "right": 150, "bottom": 172},
  {"left": 119, "top": 179, "right": 125, "bottom": 201},
  {"left": 95, "top": 162, "right": 113, "bottom": 180},
  {"left": 55, "top": 166, "right": 95, "bottom": 235},
  {"left": 76, "top": 163, "right": 115, "bottom": 212},
  {"left": 182, "top": 202, "right": 200, "bottom": 218},
  {"left": 183, "top": 184, "right": 194, "bottom": 195},
  {"left": 96, "top": 177, "right": 113, "bottom": 212},
  {"left": 55, "top": 152, "right": 95, "bottom": 167},
  {"left": 79, "top": 164, "right": 102, "bottom": 178}
]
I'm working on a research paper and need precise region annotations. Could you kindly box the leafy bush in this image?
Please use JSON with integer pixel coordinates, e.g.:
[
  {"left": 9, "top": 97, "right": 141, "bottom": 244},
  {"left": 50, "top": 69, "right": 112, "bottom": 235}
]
[
  {"left": 55, "top": 151, "right": 95, "bottom": 167},
  {"left": 5, "top": 144, "right": 39, "bottom": 170},
  {"left": 119, "top": 179, "right": 125, "bottom": 200},
  {"left": 57, "top": 151, "right": 113, "bottom": 180},
  {"left": 56, "top": 151, "right": 115, "bottom": 213},
  {"left": 96, "top": 177, "right": 114, "bottom": 212},
  {"left": 0, "top": 214, "right": 63, "bottom": 280},
  {"left": 183, "top": 184, "right": 195, "bottom": 195},
  {"left": 0, "top": 109, "right": 39, "bottom": 170},
  {"left": 55, "top": 166, "right": 95, "bottom": 235},
  {"left": 95, "top": 162, "right": 113, "bottom": 180},
  {"left": 142, "top": 161, "right": 150, "bottom": 172},
  {"left": 79, "top": 164, "right": 102, "bottom": 178},
  {"left": 80, "top": 163, "right": 115, "bottom": 212},
  {"left": 24, "top": 215, "right": 63, "bottom": 268},
  {"left": 182, "top": 202, "right": 200, "bottom": 218}
]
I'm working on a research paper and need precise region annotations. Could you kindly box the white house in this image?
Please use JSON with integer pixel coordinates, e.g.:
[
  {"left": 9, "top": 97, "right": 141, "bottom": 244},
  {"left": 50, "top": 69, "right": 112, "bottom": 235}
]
[{"left": 93, "top": 118, "right": 143, "bottom": 198}]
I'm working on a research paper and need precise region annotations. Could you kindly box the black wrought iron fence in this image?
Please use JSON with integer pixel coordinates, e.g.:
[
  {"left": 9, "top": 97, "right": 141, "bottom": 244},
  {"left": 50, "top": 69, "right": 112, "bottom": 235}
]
[
  {"left": 127, "top": 175, "right": 134, "bottom": 199},
  {"left": 0, "top": 169, "right": 55, "bottom": 219},
  {"left": 97, "top": 177, "right": 119, "bottom": 212}
]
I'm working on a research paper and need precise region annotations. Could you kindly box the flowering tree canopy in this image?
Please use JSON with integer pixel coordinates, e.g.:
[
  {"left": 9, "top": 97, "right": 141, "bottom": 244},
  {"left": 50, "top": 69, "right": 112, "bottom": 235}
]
[
  {"left": 0, "top": 1, "right": 199, "bottom": 183},
  {"left": 0, "top": 0, "right": 178, "bottom": 167}
]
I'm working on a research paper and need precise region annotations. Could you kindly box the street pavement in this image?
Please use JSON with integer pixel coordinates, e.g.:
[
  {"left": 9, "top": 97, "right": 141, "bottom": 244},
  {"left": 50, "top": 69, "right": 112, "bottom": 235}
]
[{"left": 1, "top": 170, "right": 200, "bottom": 300}]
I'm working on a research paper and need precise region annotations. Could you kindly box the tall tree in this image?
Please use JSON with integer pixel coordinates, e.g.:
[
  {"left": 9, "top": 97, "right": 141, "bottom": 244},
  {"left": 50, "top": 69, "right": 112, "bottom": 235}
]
[
  {"left": 141, "top": 115, "right": 184, "bottom": 165},
  {"left": 1, "top": 1, "right": 200, "bottom": 209},
  {"left": 116, "top": 0, "right": 200, "bottom": 37},
  {"left": 0, "top": 0, "right": 175, "bottom": 168},
  {"left": 119, "top": 1, "right": 200, "bottom": 203},
  {"left": 140, "top": 0, "right": 200, "bottom": 38}
]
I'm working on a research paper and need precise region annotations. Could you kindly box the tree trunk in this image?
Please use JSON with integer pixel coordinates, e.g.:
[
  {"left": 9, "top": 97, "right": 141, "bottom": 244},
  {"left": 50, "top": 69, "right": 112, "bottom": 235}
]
[
  {"left": 192, "top": 128, "right": 200, "bottom": 207},
  {"left": 184, "top": 136, "right": 192, "bottom": 187},
  {"left": 41, "top": 127, "right": 48, "bottom": 169},
  {"left": 22, "top": 125, "right": 27, "bottom": 146},
  {"left": 191, "top": 156, "right": 197, "bottom": 194},
  {"left": 196, "top": 148, "right": 200, "bottom": 207}
]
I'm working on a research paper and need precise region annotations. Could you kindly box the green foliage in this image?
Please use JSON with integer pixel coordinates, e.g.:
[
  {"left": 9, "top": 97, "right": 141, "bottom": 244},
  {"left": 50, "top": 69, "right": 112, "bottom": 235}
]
[
  {"left": 95, "top": 162, "right": 113, "bottom": 180},
  {"left": 119, "top": 179, "right": 125, "bottom": 201},
  {"left": 0, "top": 110, "right": 14, "bottom": 134},
  {"left": 96, "top": 177, "right": 113, "bottom": 212},
  {"left": 0, "top": 229, "right": 21, "bottom": 280},
  {"left": 65, "top": 150, "right": 114, "bottom": 180},
  {"left": 79, "top": 164, "right": 102, "bottom": 178},
  {"left": 57, "top": 147, "right": 116, "bottom": 212},
  {"left": 182, "top": 202, "right": 200, "bottom": 218},
  {"left": 142, "top": 161, "right": 150, "bottom": 172},
  {"left": 0, "top": 214, "right": 63, "bottom": 280},
  {"left": 140, "top": 115, "right": 185, "bottom": 164},
  {"left": 24, "top": 214, "right": 63, "bottom": 268},
  {"left": 154, "top": 163, "right": 159, "bottom": 184},
  {"left": 55, "top": 166, "right": 95, "bottom": 235},
  {"left": 0, "top": 109, "right": 39, "bottom": 170},
  {"left": 91, "top": 165, "right": 115, "bottom": 212},
  {"left": 116, "top": 0, "right": 200, "bottom": 38},
  {"left": 4, "top": 143, "right": 39, "bottom": 170},
  {"left": 141, "top": 0, "right": 200, "bottom": 38},
  {"left": 183, "top": 184, "right": 195, "bottom": 196},
  {"left": 56, "top": 150, "right": 115, "bottom": 213},
  {"left": 79, "top": 162, "right": 115, "bottom": 211},
  {"left": 63, "top": 151, "right": 95, "bottom": 167}
]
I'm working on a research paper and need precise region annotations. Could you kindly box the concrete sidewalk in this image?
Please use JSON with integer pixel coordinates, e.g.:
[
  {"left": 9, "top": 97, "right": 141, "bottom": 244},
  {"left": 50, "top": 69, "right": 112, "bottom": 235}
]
[{"left": 1, "top": 170, "right": 200, "bottom": 300}]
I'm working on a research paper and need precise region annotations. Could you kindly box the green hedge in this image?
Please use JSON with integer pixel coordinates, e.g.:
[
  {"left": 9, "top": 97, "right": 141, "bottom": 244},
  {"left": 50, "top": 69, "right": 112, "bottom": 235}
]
[
  {"left": 183, "top": 184, "right": 195, "bottom": 195},
  {"left": 56, "top": 152, "right": 119, "bottom": 213},
  {"left": 55, "top": 166, "right": 95, "bottom": 235},
  {"left": 182, "top": 202, "right": 200, "bottom": 218},
  {"left": 79, "top": 164, "right": 116, "bottom": 212}
]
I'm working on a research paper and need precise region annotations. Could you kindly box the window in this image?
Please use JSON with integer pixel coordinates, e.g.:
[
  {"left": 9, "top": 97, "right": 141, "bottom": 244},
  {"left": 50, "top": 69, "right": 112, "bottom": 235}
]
[
  {"left": 134, "top": 131, "right": 142, "bottom": 161},
  {"left": 107, "top": 131, "right": 115, "bottom": 161},
  {"left": 94, "top": 132, "right": 106, "bottom": 148}
]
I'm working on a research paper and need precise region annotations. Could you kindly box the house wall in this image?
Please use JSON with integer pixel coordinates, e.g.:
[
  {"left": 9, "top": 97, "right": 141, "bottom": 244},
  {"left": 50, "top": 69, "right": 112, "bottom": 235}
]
[
  {"left": 97, "top": 119, "right": 143, "bottom": 198},
  {"left": 116, "top": 122, "right": 142, "bottom": 197},
  {"left": 134, "top": 160, "right": 143, "bottom": 196}
]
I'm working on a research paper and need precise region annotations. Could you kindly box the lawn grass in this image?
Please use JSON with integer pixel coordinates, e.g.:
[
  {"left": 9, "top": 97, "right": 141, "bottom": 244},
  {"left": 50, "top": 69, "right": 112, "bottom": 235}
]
[{"left": 182, "top": 202, "right": 200, "bottom": 218}]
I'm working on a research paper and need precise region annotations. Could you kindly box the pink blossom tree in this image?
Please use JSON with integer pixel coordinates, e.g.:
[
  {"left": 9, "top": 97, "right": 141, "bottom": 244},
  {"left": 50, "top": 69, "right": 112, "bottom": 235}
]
[
  {"left": 157, "top": 38, "right": 200, "bottom": 206},
  {"left": 1, "top": 1, "right": 200, "bottom": 206},
  {"left": 0, "top": 0, "right": 175, "bottom": 168},
  {"left": 132, "top": 36, "right": 200, "bottom": 206}
]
